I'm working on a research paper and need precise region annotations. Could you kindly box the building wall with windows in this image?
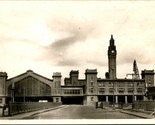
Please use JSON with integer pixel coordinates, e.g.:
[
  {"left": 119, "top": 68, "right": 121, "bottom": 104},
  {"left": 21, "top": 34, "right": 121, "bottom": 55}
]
[
  {"left": 142, "top": 70, "right": 154, "bottom": 87},
  {"left": 96, "top": 78, "right": 145, "bottom": 104},
  {"left": 2, "top": 68, "right": 150, "bottom": 106},
  {"left": 62, "top": 69, "right": 148, "bottom": 105}
]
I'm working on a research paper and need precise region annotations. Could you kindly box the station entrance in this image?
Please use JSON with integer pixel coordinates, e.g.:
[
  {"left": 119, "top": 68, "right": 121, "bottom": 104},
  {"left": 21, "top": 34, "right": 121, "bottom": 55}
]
[
  {"left": 62, "top": 96, "right": 83, "bottom": 105},
  {"left": 98, "top": 96, "right": 106, "bottom": 102}
]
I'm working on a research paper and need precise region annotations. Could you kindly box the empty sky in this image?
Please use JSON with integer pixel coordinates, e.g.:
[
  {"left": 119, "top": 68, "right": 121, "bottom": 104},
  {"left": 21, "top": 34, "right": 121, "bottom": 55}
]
[{"left": 1, "top": 1, "right": 155, "bottom": 83}]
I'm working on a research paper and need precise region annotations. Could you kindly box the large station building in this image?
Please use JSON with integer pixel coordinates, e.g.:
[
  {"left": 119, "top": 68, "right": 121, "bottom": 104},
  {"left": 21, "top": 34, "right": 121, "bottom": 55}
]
[{"left": 0, "top": 35, "right": 154, "bottom": 106}]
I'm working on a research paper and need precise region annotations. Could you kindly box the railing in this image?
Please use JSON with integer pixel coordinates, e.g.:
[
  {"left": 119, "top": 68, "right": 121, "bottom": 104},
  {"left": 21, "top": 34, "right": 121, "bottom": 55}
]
[
  {"left": 133, "top": 101, "right": 155, "bottom": 111},
  {"left": 8, "top": 102, "right": 62, "bottom": 116}
]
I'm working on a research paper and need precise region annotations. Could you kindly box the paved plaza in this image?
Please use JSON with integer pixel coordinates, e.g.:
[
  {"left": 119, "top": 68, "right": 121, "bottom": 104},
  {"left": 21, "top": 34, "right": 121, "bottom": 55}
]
[
  {"left": 24, "top": 105, "right": 142, "bottom": 119},
  {"left": 1, "top": 105, "right": 154, "bottom": 120}
]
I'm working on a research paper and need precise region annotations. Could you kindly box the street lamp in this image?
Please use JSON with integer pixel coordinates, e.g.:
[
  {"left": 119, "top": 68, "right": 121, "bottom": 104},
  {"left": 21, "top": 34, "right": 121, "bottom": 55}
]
[
  {"left": 113, "top": 81, "right": 115, "bottom": 110},
  {"left": 109, "top": 67, "right": 115, "bottom": 110},
  {"left": 23, "top": 87, "right": 26, "bottom": 103},
  {"left": 126, "top": 73, "right": 135, "bottom": 103},
  {"left": 144, "top": 82, "right": 148, "bottom": 101},
  {"left": 11, "top": 87, "right": 15, "bottom": 103}
]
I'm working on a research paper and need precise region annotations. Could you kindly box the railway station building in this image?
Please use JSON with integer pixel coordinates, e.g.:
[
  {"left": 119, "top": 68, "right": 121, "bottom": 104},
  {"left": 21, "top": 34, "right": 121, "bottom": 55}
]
[{"left": 0, "top": 35, "right": 154, "bottom": 106}]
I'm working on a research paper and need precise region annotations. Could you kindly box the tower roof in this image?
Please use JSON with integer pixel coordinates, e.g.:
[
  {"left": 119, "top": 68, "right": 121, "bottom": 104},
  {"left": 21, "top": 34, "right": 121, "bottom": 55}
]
[
  {"left": 108, "top": 34, "right": 116, "bottom": 53},
  {"left": 52, "top": 72, "right": 62, "bottom": 77},
  {"left": 110, "top": 34, "right": 114, "bottom": 40},
  {"left": 110, "top": 34, "right": 114, "bottom": 46},
  {"left": 70, "top": 70, "right": 79, "bottom": 75},
  {"left": 85, "top": 69, "right": 97, "bottom": 74}
]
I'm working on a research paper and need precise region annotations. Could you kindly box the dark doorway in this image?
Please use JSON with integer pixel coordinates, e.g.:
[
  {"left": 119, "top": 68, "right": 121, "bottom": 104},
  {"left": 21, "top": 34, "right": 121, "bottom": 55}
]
[
  {"left": 108, "top": 95, "right": 114, "bottom": 105},
  {"left": 98, "top": 96, "right": 106, "bottom": 101},
  {"left": 128, "top": 96, "right": 132, "bottom": 103},
  {"left": 137, "top": 96, "right": 143, "bottom": 101},
  {"left": 62, "top": 96, "right": 83, "bottom": 105},
  {"left": 118, "top": 96, "right": 125, "bottom": 103}
]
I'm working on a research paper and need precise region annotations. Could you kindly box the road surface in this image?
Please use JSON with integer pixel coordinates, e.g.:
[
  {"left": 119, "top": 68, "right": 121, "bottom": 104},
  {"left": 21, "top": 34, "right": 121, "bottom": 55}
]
[{"left": 25, "top": 105, "right": 142, "bottom": 119}]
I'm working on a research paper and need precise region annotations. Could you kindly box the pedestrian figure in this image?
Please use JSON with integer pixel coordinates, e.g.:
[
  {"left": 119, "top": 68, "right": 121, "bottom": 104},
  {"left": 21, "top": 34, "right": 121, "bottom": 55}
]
[
  {"left": 100, "top": 102, "right": 103, "bottom": 109},
  {"left": 121, "top": 102, "right": 123, "bottom": 109},
  {"left": 96, "top": 102, "right": 98, "bottom": 108}
]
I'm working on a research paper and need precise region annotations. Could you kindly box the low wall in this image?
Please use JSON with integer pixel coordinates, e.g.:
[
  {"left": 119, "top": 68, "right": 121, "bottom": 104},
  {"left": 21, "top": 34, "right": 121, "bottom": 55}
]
[
  {"left": 96, "top": 101, "right": 109, "bottom": 108},
  {"left": 8, "top": 102, "right": 62, "bottom": 116},
  {"left": 133, "top": 101, "right": 155, "bottom": 111}
]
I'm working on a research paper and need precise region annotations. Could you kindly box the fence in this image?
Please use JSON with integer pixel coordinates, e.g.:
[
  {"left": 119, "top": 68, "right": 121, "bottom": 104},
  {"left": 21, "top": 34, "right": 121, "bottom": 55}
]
[
  {"left": 133, "top": 101, "right": 155, "bottom": 111},
  {"left": 8, "top": 102, "right": 62, "bottom": 116}
]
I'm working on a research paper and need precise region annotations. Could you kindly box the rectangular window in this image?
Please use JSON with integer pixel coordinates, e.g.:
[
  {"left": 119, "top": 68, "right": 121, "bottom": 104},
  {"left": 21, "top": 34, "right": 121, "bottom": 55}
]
[
  {"left": 74, "top": 90, "right": 76, "bottom": 94},
  {"left": 75, "top": 90, "right": 78, "bottom": 94},
  {"left": 56, "top": 98, "right": 59, "bottom": 102},
  {"left": 91, "top": 81, "right": 93, "bottom": 87},
  {"left": 137, "top": 88, "right": 143, "bottom": 93},
  {"left": 109, "top": 88, "right": 113, "bottom": 93},
  {"left": 109, "top": 83, "right": 113, "bottom": 87},
  {"left": 77, "top": 90, "right": 80, "bottom": 94},
  {"left": 128, "top": 83, "right": 133, "bottom": 87},
  {"left": 98, "top": 83, "right": 105, "bottom": 87},
  {"left": 118, "top": 88, "right": 124, "bottom": 93},
  {"left": 89, "top": 88, "right": 93, "bottom": 93},
  {"left": 67, "top": 90, "right": 70, "bottom": 94},
  {"left": 102, "top": 83, "right": 105, "bottom": 87},
  {"left": 128, "top": 88, "right": 133, "bottom": 93},
  {"left": 137, "top": 83, "right": 143, "bottom": 86},
  {"left": 118, "top": 83, "right": 120, "bottom": 87},
  {"left": 98, "top": 83, "right": 102, "bottom": 87},
  {"left": 64, "top": 89, "right": 81, "bottom": 94},
  {"left": 118, "top": 83, "right": 124, "bottom": 87},
  {"left": 99, "top": 88, "right": 105, "bottom": 94}
]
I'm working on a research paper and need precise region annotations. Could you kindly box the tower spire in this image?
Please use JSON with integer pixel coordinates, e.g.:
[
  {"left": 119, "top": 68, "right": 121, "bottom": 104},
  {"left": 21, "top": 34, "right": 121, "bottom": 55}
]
[
  {"left": 111, "top": 34, "right": 113, "bottom": 40},
  {"left": 110, "top": 34, "right": 114, "bottom": 46},
  {"left": 133, "top": 59, "right": 140, "bottom": 79}
]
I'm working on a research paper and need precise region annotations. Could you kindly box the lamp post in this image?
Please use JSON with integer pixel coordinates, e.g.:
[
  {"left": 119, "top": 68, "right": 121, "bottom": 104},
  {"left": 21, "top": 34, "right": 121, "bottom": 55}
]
[
  {"left": 23, "top": 87, "right": 25, "bottom": 103},
  {"left": 113, "top": 81, "right": 115, "bottom": 110},
  {"left": 109, "top": 67, "right": 115, "bottom": 110},
  {"left": 11, "top": 88, "right": 15, "bottom": 103},
  {"left": 144, "top": 82, "right": 148, "bottom": 101},
  {"left": 126, "top": 73, "right": 135, "bottom": 103}
]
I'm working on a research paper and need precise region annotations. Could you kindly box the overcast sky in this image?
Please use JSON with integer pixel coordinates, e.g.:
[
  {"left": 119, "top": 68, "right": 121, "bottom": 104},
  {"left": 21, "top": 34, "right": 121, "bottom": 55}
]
[{"left": 1, "top": 1, "right": 155, "bottom": 84}]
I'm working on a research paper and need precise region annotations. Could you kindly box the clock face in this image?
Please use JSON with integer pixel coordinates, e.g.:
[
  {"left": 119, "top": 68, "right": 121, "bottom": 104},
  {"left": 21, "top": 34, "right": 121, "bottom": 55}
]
[{"left": 111, "top": 50, "right": 115, "bottom": 53}]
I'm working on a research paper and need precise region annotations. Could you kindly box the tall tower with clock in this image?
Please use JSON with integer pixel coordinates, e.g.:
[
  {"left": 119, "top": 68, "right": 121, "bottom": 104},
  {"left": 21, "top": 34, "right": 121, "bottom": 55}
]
[{"left": 108, "top": 35, "right": 117, "bottom": 79}]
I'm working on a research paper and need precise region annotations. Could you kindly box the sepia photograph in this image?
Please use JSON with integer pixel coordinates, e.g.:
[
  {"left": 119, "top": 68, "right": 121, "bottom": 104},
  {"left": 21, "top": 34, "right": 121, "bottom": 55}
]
[{"left": 0, "top": 0, "right": 155, "bottom": 124}]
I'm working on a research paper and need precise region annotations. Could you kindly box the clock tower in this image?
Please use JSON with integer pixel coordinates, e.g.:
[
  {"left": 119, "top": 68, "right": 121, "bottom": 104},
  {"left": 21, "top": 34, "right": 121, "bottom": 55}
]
[{"left": 108, "top": 35, "right": 117, "bottom": 79}]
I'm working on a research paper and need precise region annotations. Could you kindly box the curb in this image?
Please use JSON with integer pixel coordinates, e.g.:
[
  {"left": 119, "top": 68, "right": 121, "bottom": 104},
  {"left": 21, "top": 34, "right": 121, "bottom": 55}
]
[
  {"left": 120, "top": 110, "right": 155, "bottom": 119},
  {"left": 0, "top": 105, "right": 65, "bottom": 120},
  {"left": 23, "top": 105, "right": 66, "bottom": 119}
]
